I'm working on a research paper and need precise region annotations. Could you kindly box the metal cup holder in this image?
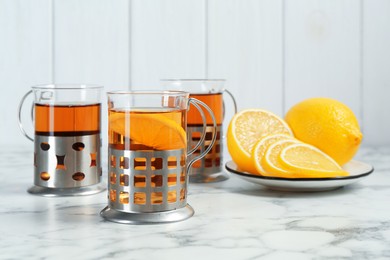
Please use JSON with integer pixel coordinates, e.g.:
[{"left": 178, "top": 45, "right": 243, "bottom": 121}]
[
  {"left": 100, "top": 147, "right": 194, "bottom": 224},
  {"left": 29, "top": 134, "right": 105, "bottom": 196}
]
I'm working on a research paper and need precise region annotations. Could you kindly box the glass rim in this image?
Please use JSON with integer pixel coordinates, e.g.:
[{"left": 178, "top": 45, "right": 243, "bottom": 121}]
[
  {"left": 107, "top": 90, "right": 190, "bottom": 96},
  {"left": 160, "top": 79, "right": 226, "bottom": 82},
  {"left": 31, "top": 84, "right": 103, "bottom": 90}
]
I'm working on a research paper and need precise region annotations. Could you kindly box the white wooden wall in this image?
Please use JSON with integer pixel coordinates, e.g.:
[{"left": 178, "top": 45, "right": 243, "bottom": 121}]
[{"left": 1, "top": 0, "right": 389, "bottom": 147}]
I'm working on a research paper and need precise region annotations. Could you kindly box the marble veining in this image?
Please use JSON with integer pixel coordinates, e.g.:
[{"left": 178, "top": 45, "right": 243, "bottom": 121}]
[{"left": 0, "top": 146, "right": 389, "bottom": 259}]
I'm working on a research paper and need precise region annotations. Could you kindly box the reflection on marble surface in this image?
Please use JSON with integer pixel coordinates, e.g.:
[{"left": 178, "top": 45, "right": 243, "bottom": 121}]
[{"left": 0, "top": 146, "right": 389, "bottom": 259}]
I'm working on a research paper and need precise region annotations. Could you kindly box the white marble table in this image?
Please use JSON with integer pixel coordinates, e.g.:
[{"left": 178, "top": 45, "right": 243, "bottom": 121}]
[{"left": 0, "top": 146, "right": 389, "bottom": 259}]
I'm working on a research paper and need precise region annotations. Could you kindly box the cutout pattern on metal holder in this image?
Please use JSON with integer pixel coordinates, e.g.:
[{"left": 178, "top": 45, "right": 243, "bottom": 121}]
[
  {"left": 188, "top": 125, "right": 222, "bottom": 174},
  {"left": 108, "top": 148, "right": 187, "bottom": 213},
  {"left": 34, "top": 134, "right": 102, "bottom": 188}
]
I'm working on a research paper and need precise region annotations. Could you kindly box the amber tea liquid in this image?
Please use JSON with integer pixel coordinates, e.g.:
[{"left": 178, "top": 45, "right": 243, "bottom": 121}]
[
  {"left": 35, "top": 103, "right": 101, "bottom": 136},
  {"left": 187, "top": 93, "right": 222, "bottom": 169},
  {"left": 187, "top": 93, "right": 223, "bottom": 125},
  {"left": 109, "top": 108, "right": 187, "bottom": 204}
]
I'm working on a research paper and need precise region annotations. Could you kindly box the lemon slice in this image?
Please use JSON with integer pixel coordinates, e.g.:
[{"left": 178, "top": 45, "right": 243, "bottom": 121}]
[
  {"left": 279, "top": 143, "right": 348, "bottom": 177},
  {"left": 110, "top": 112, "right": 186, "bottom": 150},
  {"left": 227, "top": 109, "right": 293, "bottom": 173},
  {"left": 261, "top": 139, "right": 301, "bottom": 177},
  {"left": 252, "top": 134, "right": 295, "bottom": 175}
]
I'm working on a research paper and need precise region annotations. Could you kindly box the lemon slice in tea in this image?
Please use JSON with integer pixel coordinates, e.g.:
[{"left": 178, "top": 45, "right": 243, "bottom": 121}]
[{"left": 110, "top": 111, "right": 186, "bottom": 150}]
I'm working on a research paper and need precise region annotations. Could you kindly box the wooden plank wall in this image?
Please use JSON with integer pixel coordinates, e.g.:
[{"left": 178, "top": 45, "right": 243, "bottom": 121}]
[{"left": 1, "top": 0, "right": 389, "bottom": 146}]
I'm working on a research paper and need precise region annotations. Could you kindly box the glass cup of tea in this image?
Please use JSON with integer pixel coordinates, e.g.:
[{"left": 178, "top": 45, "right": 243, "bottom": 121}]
[
  {"left": 18, "top": 84, "right": 105, "bottom": 196},
  {"left": 100, "top": 90, "right": 216, "bottom": 224},
  {"left": 161, "top": 79, "right": 237, "bottom": 183}
]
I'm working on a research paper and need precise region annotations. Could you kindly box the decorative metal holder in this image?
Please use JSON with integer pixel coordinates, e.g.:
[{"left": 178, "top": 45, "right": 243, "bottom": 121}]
[
  {"left": 187, "top": 125, "right": 227, "bottom": 183},
  {"left": 100, "top": 148, "right": 193, "bottom": 224},
  {"left": 101, "top": 91, "right": 217, "bottom": 224},
  {"left": 160, "top": 79, "right": 238, "bottom": 183},
  {"left": 28, "top": 134, "right": 105, "bottom": 196}
]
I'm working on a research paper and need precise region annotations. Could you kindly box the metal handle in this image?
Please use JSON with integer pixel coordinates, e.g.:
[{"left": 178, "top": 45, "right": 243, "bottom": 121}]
[
  {"left": 222, "top": 89, "right": 238, "bottom": 120},
  {"left": 186, "top": 98, "right": 217, "bottom": 171},
  {"left": 18, "top": 90, "right": 34, "bottom": 141}
]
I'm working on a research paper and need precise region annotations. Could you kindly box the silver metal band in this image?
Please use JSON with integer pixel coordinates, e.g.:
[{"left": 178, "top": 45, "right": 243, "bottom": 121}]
[
  {"left": 100, "top": 204, "right": 194, "bottom": 224},
  {"left": 107, "top": 148, "right": 188, "bottom": 213},
  {"left": 33, "top": 134, "right": 102, "bottom": 188},
  {"left": 188, "top": 125, "right": 222, "bottom": 173}
]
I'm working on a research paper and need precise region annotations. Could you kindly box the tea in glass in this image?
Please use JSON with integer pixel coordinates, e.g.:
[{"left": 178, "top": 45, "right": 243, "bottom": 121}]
[
  {"left": 18, "top": 84, "right": 104, "bottom": 196},
  {"left": 101, "top": 90, "right": 216, "bottom": 224},
  {"left": 108, "top": 107, "right": 187, "bottom": 205},
  {"left": 35, "top": 103, "right": 101, "bottom": 136},
  {"left": 161, "top": 79, "right": 237, "bottom": 183}
]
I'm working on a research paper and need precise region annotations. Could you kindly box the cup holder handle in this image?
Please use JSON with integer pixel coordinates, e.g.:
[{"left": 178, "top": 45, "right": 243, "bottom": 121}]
[{"left": 186, "top": 98, "right": 217, "bottom": 172}]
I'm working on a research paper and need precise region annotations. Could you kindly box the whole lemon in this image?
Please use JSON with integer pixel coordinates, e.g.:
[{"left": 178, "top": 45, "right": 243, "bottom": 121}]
[{"left": 285, "top": 97, "right": 363, "bottom": 165}]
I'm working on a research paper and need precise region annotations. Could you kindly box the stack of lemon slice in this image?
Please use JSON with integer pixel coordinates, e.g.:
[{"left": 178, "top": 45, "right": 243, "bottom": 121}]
[{"left": 227, "top": 109, "right": 348, "bottom": 178}]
